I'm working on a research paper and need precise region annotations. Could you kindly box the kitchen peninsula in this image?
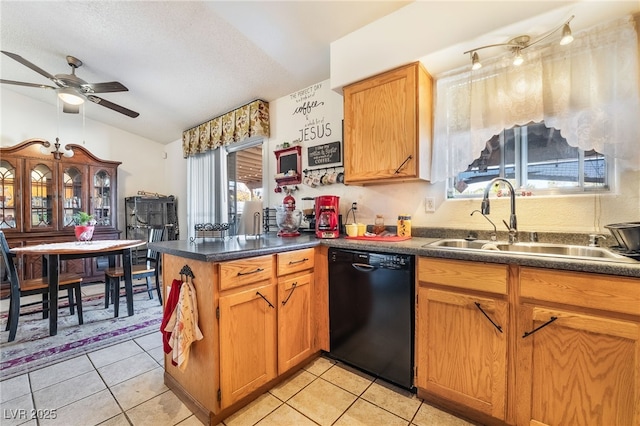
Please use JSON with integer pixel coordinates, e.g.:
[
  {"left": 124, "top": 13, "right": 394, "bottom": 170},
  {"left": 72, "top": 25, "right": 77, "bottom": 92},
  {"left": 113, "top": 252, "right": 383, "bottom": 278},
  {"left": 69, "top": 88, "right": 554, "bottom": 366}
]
[{"left": 151, "top": 233, "right": 639, "bottom": 426}]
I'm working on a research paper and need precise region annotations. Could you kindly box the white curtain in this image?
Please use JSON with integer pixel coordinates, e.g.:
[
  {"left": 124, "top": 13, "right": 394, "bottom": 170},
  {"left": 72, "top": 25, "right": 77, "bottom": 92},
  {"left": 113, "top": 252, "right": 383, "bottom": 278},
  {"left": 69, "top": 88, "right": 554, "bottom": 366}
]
[
  {"left": 431, "top": 15, "right": 639, "bottom": 182},
  {"left": 186, "top": 149, "right": 228, "bottom": 241}
]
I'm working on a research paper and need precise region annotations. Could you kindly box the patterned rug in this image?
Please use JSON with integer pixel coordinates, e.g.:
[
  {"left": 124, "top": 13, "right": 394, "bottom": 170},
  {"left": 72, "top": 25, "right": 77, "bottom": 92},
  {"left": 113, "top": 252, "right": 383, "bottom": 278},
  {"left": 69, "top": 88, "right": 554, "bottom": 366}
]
[{"left": 0, "top": 288, "right": 164, "bottom": 381}]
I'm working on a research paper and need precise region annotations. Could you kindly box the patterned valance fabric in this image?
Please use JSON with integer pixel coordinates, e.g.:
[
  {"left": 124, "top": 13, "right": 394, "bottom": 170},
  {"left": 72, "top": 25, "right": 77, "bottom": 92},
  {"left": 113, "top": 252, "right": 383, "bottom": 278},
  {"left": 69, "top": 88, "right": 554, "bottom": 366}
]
[{"left": 182, "top": 99, "right": 269, "bottom": 158}]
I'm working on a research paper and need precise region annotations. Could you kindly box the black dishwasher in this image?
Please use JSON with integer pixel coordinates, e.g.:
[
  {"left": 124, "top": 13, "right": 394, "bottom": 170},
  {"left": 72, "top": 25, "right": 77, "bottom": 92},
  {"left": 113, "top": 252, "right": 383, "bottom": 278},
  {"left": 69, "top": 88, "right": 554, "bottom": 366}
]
[{"left": 328, "top": 247, "right": 415, "bottom": 390}]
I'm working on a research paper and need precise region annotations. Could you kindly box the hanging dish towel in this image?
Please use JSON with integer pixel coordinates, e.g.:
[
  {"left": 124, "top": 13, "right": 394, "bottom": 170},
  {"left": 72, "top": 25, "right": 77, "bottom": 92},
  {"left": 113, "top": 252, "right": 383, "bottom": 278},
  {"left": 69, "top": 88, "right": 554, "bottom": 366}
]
[
  {"left": 161, "top": 279, "right": 183, "bottom": 357},
  {"left": 164, "top": 279, "right": 204, "bottom": 370}
]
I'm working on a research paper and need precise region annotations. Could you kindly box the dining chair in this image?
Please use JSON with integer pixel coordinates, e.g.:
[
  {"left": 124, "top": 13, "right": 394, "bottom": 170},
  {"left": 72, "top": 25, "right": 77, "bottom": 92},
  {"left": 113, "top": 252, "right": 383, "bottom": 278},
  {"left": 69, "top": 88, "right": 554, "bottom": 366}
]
[
  {"left": 104, "top": 226, "right": 164, "bottom": 308},
  {"left": 0, "top": 231, "right": 84, "bottom": 342}
]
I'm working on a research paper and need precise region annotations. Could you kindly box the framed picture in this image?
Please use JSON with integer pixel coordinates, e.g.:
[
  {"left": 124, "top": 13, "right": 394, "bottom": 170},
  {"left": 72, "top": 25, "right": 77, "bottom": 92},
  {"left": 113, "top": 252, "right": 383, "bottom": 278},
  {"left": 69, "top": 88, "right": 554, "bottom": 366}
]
[{"left": 307, "top": 141, "right": 342, "bottom": 168}]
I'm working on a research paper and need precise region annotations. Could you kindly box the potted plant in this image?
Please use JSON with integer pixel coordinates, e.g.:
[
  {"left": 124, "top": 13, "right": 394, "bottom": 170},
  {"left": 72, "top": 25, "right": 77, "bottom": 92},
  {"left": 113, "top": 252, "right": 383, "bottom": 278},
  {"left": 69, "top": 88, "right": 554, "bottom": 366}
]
[{"left": 73, "top": 211, "right": 97, "bottom": 241}]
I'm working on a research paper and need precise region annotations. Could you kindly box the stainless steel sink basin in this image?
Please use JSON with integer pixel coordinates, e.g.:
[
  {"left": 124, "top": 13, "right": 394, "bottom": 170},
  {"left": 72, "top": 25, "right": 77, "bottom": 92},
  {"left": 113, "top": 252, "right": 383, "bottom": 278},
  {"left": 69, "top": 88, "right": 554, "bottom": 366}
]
[{"left": 424, "top": 239, "right": 637, "bottom": 263}]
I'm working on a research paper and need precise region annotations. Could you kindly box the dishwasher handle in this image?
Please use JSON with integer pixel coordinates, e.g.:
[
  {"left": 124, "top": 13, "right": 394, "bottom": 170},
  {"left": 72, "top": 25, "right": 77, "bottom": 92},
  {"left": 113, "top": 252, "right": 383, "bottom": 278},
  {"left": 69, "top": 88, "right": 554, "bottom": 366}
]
[{"left": 351, "top": 263, "right": 375, "bottom": 272}]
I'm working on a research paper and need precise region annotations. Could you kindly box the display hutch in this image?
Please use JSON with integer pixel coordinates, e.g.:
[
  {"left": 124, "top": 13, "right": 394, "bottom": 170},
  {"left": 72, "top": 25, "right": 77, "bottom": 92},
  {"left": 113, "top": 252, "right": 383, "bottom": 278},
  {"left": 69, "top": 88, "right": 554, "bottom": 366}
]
[{"left": 0, "top": 139, "right": 121, "bottom": 283}]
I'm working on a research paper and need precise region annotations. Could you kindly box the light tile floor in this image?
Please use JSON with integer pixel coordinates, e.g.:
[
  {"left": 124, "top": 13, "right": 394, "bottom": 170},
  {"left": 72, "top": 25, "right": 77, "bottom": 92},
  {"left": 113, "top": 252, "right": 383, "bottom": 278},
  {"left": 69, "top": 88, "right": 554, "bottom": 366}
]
[{"left": 1, "top": 284, "right": 475, "bottom": 426}]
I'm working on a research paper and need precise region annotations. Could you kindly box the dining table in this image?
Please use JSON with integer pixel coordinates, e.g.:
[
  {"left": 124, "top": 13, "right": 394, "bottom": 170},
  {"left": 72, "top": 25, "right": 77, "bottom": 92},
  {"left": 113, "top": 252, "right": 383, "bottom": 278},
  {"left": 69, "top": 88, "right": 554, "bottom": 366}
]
[{"left": 10, "top": 239, "right": 146, "bottom": 336}]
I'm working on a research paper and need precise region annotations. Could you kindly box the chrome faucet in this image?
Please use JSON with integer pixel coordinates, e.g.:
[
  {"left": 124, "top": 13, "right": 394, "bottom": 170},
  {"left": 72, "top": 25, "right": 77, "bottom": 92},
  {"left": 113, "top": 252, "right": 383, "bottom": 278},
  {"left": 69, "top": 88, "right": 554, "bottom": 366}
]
[
  {"left": 481, "top": 178, "right": 518, "bottom": 244},
  {"left": 470, "top": 210, "right": 497, "bottom": 241}
]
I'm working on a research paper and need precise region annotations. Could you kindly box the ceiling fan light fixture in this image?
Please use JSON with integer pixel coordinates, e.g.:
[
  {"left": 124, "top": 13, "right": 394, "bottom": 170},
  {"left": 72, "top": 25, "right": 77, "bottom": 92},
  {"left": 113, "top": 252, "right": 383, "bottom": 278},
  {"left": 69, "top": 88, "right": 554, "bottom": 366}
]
[
  {"left": 57, "top": 87, "right": 85, "bottom": 105},
  {"left": 560, "top": 23, "right": 574, "bottom": 45}
]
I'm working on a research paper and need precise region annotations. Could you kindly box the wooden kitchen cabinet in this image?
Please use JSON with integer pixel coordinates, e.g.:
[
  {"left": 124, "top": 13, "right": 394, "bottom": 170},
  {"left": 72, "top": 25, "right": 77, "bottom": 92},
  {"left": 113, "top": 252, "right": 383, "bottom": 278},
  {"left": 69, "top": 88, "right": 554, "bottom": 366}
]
[
  {"left": 516, "top": 267, "right": 640, "bottom": 426},
  {"left": 276, "top": 248, "right": 315, "bottom": 374},
  {"left": 219, "top": 281, "right": 277, "bottom": 408},
  {"left": 343, "top": 61, "right": 433, "bottom": 185},
  {"left": 1, "top": 139, "right": 121, "bottom": 283},
  {"left": 416, "top": 257, "right": 509, "bottom": 421},
  {"left": 218, "top": 254, "right": 277, "bottom": 408}
]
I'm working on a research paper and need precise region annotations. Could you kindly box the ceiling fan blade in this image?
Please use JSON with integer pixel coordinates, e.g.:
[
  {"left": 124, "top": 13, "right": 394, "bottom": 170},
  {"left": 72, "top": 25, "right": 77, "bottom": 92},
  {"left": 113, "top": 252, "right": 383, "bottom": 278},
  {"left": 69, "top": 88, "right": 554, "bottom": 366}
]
[
  {"left": 82, "top": 81, "right": 129, "bottom": 93},
  {"left": 0, "top": 79, "right": 57, "bottom": 89},
  {"left": 63, "top": 103, "right": 80, "bottom": 114},
  {"left": 1, "top": 50, "right": 57, "bottom": 82},
  {"left": 86, "top": 95, "right": 139, "bottom": 118}
]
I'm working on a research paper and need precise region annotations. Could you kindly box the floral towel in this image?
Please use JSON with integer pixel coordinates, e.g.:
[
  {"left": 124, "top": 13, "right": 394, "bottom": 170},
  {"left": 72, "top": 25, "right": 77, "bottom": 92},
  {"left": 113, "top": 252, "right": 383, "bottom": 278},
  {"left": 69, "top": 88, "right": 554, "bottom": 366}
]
[{"left": 163, "top": 280, "right": 204, "bottom": 371}]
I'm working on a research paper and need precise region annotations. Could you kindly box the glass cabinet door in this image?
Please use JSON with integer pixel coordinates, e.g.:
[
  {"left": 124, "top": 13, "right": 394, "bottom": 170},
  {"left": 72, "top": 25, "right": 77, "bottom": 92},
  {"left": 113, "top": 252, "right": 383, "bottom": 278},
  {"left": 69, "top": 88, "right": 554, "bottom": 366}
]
[
  {"left": 0, "top": 159, "right": 19, "bottom": 230},
  {"left": 62, "top": 166, "right": 85, "bottom": 228},
  {"left": 92, "top": 169, "right": 112, "bottom": 226},
  {"left": 27, "top": 161, "right": 55, "bottom": 230}
]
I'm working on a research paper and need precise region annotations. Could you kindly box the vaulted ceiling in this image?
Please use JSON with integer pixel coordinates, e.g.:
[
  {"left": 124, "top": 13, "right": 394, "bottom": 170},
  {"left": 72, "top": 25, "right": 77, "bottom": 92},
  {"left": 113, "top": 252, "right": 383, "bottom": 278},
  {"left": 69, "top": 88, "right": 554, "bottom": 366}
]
[{"left": 2, "top": 1, "right": 638, "bottom": 147}]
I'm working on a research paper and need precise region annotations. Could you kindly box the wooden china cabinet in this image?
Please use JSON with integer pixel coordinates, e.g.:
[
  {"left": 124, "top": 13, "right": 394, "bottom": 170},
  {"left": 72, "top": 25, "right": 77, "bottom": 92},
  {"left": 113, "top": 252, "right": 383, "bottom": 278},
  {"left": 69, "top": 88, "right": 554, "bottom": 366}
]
[{"left": 0, "top": 139, "right": 121, "bottom": 283}]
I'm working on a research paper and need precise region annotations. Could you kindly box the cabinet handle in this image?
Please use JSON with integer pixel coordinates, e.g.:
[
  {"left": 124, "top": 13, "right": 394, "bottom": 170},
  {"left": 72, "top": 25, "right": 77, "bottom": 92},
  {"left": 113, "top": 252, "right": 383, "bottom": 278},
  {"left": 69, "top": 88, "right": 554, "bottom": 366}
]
[
  {"left": 522, "top": 316, "right": 558, "bottom": 338},
  {"left": 256, "top": 291, "right": 274, "bottom": 308},
  {"left": 237, "top": 267, "right": 264, "bottom": 276},
  {"left": 281, "top": 282, "right": 297, "bottom": 306},
  {"left": 474, "top": 302, "right": 503, "bottom": 333},
  {"left": 394, "top": 155, "right": 413, "bottom": 174},
  {"left": 288, "top": 258, "right": 308, "bottom": 265}
]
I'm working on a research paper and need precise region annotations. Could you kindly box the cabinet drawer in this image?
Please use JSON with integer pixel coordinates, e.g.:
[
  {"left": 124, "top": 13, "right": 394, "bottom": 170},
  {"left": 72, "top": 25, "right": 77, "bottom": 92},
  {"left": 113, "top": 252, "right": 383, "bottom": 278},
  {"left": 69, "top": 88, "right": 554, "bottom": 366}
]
[
  {"left": 520, "top": 267, "right": 640, "bottom": 316},
  {"left": 277, "top": 248, "right": 315, "bottom": 276},
  {"left": 418, "top": 257, "right": 508, "bottom": 295},
  {"left": 220, "top": 255, "right": 273, "bottom": 291}
]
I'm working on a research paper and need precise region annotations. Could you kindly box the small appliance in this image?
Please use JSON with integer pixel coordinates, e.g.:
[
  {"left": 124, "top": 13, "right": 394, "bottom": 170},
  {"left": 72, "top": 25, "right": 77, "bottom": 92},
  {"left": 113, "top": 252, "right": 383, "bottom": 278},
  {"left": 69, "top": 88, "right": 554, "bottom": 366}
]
[
  {"left": 300, "top": 197, "right": 316, "bottom": 232},
  {"left": 276, "top": 193, "right": 302, "bottom": 237},
  {"left": 315, "top": 195, "right": 340, "bottom": 239}
]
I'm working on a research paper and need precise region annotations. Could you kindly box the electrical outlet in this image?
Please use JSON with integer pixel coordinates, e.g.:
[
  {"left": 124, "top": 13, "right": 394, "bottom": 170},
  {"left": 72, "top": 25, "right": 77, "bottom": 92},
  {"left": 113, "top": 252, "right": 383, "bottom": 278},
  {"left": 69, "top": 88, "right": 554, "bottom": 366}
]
[
  {"left": 425, "top": 197, "right": 436, "bottom": 213},
  {"left": 352, "top": 202, "right": 358, "bottom": 211}
]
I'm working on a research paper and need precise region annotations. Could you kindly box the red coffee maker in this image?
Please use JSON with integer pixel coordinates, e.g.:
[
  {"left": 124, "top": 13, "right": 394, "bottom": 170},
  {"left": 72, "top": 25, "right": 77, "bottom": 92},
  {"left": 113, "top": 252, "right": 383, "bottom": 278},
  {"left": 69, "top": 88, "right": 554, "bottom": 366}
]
[{"left": 315, "top": 195, "right": 340, "bottom": 238}]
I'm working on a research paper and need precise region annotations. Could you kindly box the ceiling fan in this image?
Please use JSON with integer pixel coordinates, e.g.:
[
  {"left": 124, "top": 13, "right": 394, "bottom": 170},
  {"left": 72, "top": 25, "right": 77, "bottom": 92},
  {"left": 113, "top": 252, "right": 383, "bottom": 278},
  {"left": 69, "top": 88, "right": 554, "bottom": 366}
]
[{"left": 0, "top": 51, "right": 139, "bottom": 118}]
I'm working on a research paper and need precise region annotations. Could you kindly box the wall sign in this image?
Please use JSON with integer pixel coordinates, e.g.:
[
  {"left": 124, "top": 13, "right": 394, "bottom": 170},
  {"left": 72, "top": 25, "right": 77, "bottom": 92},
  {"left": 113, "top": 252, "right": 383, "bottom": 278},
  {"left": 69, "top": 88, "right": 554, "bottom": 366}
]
[{"left": 307, "top": 141, "right": 341, "bottom": 167}]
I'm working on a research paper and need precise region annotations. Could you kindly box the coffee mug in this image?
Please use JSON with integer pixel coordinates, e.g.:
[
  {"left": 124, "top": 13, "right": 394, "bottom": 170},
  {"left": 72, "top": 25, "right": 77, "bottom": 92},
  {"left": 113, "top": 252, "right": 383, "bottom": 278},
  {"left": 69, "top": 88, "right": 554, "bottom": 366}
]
[
  {"left": 345, "top": 223, "right": 358, "bottom": 237},
  {"left": 337, "top": 172, "right": 345, "bottom": 183},
  {"left": 328, "top": 171, "right": 338, "bottom": 184},
  {"left": 311, "top": 174, "right": 321, "bottom": 187}
]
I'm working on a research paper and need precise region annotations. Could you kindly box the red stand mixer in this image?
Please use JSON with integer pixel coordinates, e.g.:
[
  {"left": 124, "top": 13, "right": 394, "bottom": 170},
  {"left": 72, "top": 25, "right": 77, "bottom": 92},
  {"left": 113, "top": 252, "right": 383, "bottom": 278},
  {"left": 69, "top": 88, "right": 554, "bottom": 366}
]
[
  {"left": 276, "top": 193, "right": 302, "bottom": 237},
  {"left": 315, "top": 195, "right": 340, "bottom": 239}
]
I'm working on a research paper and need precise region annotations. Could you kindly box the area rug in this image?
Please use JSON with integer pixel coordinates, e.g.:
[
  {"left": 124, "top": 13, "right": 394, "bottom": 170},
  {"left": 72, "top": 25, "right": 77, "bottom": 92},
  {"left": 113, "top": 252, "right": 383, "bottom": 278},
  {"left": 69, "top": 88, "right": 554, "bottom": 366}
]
[{"left": 0, "top": 289, "right": 164, "bottom": 381}]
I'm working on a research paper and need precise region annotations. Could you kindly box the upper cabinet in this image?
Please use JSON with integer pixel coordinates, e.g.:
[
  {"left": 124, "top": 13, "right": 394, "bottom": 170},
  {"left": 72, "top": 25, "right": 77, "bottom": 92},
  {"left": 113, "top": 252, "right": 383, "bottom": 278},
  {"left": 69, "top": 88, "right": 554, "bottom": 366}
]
[{"left": 343, "top": 62, "right": 433, "bottom": 185}]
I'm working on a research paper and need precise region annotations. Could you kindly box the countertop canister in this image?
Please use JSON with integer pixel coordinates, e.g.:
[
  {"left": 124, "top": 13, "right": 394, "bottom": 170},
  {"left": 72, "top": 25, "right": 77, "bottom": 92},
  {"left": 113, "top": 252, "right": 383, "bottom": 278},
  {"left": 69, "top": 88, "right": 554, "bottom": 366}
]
[{"left": 397, "top": 215, "right": 412, "bottom": 237}]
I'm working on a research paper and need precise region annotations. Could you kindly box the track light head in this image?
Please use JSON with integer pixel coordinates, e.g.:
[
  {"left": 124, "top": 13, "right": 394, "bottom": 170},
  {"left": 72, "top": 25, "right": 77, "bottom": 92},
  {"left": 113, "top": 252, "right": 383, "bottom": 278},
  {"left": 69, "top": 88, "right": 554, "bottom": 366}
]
[
  {"left": 560, "top": 23, "right": 574, "bottom": 45},
  {"left": 471, "top": 52, "right": 482, "bottom": 70}
]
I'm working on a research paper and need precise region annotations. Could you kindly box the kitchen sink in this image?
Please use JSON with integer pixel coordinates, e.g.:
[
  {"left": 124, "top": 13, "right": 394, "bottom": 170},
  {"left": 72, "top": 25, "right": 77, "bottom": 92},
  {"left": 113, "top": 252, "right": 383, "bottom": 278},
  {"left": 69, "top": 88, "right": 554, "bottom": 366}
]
[{"left": 424, "top": 239, "right": 638, "bottom": 263}]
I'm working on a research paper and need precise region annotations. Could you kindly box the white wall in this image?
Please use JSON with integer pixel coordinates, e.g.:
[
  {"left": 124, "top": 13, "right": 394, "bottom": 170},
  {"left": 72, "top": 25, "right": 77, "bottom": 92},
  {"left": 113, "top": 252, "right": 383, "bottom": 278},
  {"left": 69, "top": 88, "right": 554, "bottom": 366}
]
[
  {"left": 264, "top": 79, "right": 639, "bottom": 235},
  {"left": 1, "top": 88, "right": 172, "bottom": 233}
]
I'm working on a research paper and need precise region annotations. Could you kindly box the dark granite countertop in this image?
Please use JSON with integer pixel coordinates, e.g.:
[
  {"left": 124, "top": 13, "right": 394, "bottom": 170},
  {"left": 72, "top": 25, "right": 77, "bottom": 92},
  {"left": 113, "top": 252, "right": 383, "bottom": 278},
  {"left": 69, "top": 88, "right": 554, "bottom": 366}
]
[{"left": 150, "top": 234, "right": 640, "bottom": 278}]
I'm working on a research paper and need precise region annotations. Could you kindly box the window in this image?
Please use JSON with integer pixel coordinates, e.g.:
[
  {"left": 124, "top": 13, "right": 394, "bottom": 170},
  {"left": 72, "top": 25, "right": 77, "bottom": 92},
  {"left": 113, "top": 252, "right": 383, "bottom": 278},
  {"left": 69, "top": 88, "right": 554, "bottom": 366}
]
[
  {"left": 226, "top": 140, "right": 263, "bottom": 235},
  {"left": 448, "top": 122, "right": 608, "bottom": 198}
]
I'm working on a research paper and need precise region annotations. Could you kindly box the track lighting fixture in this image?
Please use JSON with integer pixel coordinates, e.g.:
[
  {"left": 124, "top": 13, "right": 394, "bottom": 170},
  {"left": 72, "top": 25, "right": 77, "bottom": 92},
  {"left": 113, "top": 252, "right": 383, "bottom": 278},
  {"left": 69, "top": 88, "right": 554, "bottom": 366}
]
[{"left": 464, "top": 15, "right": 575, "bottom": 70}]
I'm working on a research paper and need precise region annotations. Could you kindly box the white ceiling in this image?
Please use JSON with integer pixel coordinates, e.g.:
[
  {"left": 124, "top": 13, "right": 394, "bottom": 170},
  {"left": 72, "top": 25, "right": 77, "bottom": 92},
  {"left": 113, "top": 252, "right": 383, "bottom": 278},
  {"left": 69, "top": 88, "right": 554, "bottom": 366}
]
[{"left": 2, "top": 1, "right": 638, "bottom": 145}]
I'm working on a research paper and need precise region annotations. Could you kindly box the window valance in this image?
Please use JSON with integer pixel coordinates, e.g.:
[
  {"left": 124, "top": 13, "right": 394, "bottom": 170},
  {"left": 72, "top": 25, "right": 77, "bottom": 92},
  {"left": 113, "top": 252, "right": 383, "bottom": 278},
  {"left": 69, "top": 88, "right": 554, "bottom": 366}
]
[
  {"left": 431, "top": 14, "right": 639, "bottom": 182},
  {"left": 182, "top": 99, "right": 270, "bottom": 158}
]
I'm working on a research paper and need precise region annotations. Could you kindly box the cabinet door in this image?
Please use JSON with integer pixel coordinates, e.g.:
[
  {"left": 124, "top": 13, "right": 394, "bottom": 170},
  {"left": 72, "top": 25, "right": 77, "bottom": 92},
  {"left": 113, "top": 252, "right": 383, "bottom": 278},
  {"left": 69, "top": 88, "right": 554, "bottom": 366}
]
[
  {"left": 516, "top": 305, "right": 640, "bottom": 426},
  {"left": 344, "top": 62, "right": 431, "bottom": 184},
  {"left": 416, "top": 286, "right": 508, "bottom": 420},
  {"left": 218, "top": 282, "right": 277, "bottom": 408},
  {"left": 278, "top": 272, "right": 313, "bottom": 374},
  {"left": 0, "top": 158, "right": 21, "bottom": 232},
  {"left": 25, "top": 159, "right": 57, "bottom": 231},
  {"left": 90, "top": 166, "right": 115, "bottom": 227},
  {"left": 61, "top": 163, "right": 89, "bottom": 229}
]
